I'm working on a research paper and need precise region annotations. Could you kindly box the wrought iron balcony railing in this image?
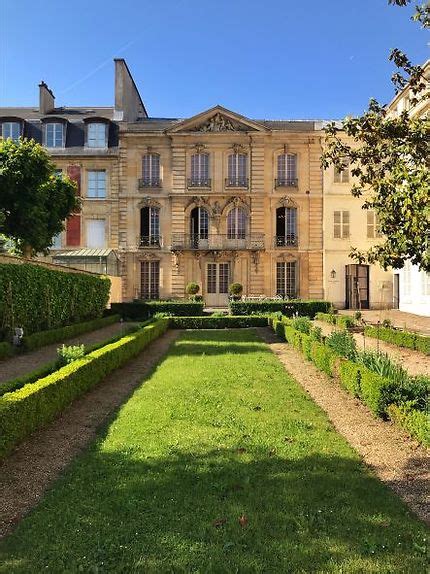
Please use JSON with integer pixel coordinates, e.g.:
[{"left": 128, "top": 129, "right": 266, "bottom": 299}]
[
  {"left": 187, "top": 178, "right": 211, "bottom": 188},
  {"left": 171, "top": 233, "right": 265, "bottom": 250},
  {"left": 274, "top": 234, "right": 298, "bottom": 247},
  {"left": 138, "top": 178, "right": 162, "bottom": 189},
  {"left": 138, "top": 235, "right": 163, "bottom": 248},
  {"left": 275, "top": 178, "right": 298, "bottom": 188},
  {"left": 225, "top": 177, "right": 249, "bottom": 188}
]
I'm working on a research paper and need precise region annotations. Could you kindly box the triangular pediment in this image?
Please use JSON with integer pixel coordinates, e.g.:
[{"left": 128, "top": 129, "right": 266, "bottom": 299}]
[{"left": 166, "top": 105, "right": 269, "bottom": 134}]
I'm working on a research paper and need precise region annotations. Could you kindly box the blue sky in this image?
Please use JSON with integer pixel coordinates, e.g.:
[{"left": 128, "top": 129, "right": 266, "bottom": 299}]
[{"left": 1, "top": 0, "right": 428, "bottom": 119}]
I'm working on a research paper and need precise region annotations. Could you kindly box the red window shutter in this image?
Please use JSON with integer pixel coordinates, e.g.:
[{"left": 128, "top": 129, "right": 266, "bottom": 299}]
[
  {"left": 66, "top": 215, "right": 81, "bottom": 246},
  {"left": 67, "top": 164, "right": 81, "bottom": 196}
]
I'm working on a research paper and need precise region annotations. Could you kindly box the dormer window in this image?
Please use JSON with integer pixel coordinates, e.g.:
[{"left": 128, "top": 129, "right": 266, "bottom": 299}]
[
  {"left": 45, "top": 122, "right": 64, "bottom": 148},
  {"left": 1, "top": 121, "right": 21, "bottom": 141},
  {"left": 87, "top": 122, "right": 107, "bottom": 148}
]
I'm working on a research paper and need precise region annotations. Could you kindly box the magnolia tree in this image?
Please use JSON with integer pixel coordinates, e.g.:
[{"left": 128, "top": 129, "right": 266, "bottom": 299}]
[
  {"left": 322, "top": 0, "right": 430, "bottom": 272},
  {"left": 0, "top": 139, "right": 80, "bottom": 257}
]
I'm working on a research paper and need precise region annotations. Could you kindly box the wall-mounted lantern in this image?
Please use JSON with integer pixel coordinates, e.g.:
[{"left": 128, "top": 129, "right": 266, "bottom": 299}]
[{"left": 330, "top": 269, "right": 337, "bottom": 279}]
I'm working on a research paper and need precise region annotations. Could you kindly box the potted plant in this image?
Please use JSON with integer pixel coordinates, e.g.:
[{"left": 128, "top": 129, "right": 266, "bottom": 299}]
[
  {"left": 185, "top": 282, "right": 200, "bottom": 301},
  {"left": 229, "top": 282, "right": 243, "bottom": 301}
]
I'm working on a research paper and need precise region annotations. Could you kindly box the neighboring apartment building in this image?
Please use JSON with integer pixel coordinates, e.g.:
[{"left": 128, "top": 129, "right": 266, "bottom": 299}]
[
  {"left": 1, "top": 58, "right": 400, "bottom": 308},
  {"left": 322, "top": 156, "right": 393, "bottom": 310},
  {"left": 386, "top": 60, "right": 430, "bottom": 317}
]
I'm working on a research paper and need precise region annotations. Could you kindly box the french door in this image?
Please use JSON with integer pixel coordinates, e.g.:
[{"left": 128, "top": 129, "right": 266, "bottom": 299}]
[
  {"left": 206, "top": 262, "right": 230, "bottom": 307},
  {"left": 141, "top": 260, "right": 160, "bottom": 299}
]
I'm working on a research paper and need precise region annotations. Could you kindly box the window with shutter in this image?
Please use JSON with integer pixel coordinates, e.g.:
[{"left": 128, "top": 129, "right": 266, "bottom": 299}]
[
  {"left": 334, "top": 210, "right": 350, "bottom": 239},
  {"left": 87, "top": 171, "right": 106, "bottom": 198},
  {"left": 66, "top": 215, "right": 81, "bottom": 246},
  {"left": 87, "top": 123, "right": 107, "bottom": 147},
  {"left": 86, "top": 219, "right": 106, "bottom": 248},
  {"left": 334, "top": 161, "right": 350, "bottom": 183}
]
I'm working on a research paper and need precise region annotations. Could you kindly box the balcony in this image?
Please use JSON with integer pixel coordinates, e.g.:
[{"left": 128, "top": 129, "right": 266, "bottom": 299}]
[
  {"left": 275, "top": 178, "right": 298, "bottom": 188},
  {"left": 187, "top": 178, "right": 211, "bottom": 189},
  {"left": 138, "top": 235, "right": 163, "bottom": 248},
  {"left": 171, "top": 233, "right": 265, "bottom": 251},
  {"left": 138, "top": 178, "right": 162, "bottom": 190},
  {"left": 274, "top": 235, "right": 298, "bottom": 248},
  {"left": 225, "top": 177, "right": 249, "bottom": 189}
]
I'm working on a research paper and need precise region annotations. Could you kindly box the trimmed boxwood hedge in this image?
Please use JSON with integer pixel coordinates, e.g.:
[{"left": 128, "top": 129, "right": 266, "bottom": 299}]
[
  {"left": 387, "top": 404, "right": 430, "bottom": 447},
  {"left": 338, "top": 359, "right": 361, "bottom": 397},
  {"left": 22, "top": 315, "right": 120, "bottom": 352},
  {"left": 169, "top": 316, "right": 268, "bottom": 329},
  {"left": 0, "top": 263, "right": 110, "bottom": 338},
  {"left": 364, "top": 325, "right": 430, "bottom": 356},
  {"left": 111, "top": 301, "right": 204, "bottom": 320},
  {"left": 229, "top": 300, "right": 331, "bottom": 318},
  {"left": 0, "top": 319, "right": 169, "bottom": 460}
]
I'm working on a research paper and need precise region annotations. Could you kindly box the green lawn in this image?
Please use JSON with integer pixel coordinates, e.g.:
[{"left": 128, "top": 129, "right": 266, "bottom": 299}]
[{"left": 0, "top": 329, "right": 428, "bottom": 573}]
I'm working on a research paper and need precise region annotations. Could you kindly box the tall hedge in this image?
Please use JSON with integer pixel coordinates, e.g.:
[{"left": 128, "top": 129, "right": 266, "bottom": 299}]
[
  {"left": 0, "top": 263, "right": 110, "bottom": 338},
  {"left": 111, "top": 301, "right": 204, "bottom": 320}
]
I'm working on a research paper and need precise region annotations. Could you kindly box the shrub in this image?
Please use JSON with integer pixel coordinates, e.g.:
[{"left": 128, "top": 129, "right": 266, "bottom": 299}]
[
  {"left": 22, "top": 315, "right": 119, "bottom": 352},
  {"left": 290, "top": 316, "right": 311, "bottom": 334},
  {"left": 387, "top": 404, "right": 430, "bottom": 447},
  {"left": 301, "top": 333, "right": 313, "bottom": 360},
  {"left": 111, "top": 301, "right": 204, "bottom": 320},
  {"left": 356, "top": 350, "right": 408, "bottom": 385},
  {"left": 56, "top": 344, "right": 85, "bottom": 367},
  {"left": 0, "top": 319, "right": 169, "bottom": 460},
  {"left": 415, "top": 335, "right": 430, "bottom": 355},
  {"left": 326, "top": 330, "right": 357, "bottom": 360},
  {"left": 0, "top": 263, "right": 110, "bottom": 337},
  {"left": 230, "top": 300, "right": 330, "bottom": 318},
  {"left": 169, "top": 316, "right": 268, "bottom": 329},
  {"left": 310, "top": 341, "right": 336, "bottom": 377},
  {"left": 309, "top": 325, "right": 322, "bottom": 343},
  {"left": 316, "top": 312, "right": 354, "bottom": 329},
  {"left": 382, "top": 319, "right": 392, "bottom": 328},
  {"left": 315, "top": 312, "right": 336, "bottom": 325},
  {"left": 185, "top": 282, "right": 200, "bottom": 296},
  {"left": 229, "top": 283, "right": 243, "bottom": 299},
  {"left": 354, "top": 311, "right": 362, "bottom": 321},
  {"left": 0, "top": 341, "right": 14, "bottom": 360},
  {"left": 338, "top": 359, "right": 362, "bottom": 397}
]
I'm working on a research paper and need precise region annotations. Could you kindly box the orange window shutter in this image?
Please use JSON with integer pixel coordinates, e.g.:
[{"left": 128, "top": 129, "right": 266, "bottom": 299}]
[
  {"left": 67, "top": 164, "right": 81, "bottom": 196},
  {"left": 66, "top": 215, "right": 81, "bottom": 246}
]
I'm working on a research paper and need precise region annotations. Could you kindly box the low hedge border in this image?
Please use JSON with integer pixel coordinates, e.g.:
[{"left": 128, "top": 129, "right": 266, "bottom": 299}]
[
  {"left": 169, "top": 316, "right": 269, "bottom": 329},
  {"left": 111, "top": 301, "right": 204, "bottom": 320},
  {"left": 229, "top": 300, "right": 331, "bottom": 318},
  {"left": 315, "top": 312, "right": 355, "bottom": 330},
  {"left": 0, "top": 321, "right": 150, "bottom": 398},
  {"left": 271, "top": 321, "right": 429, "bottom": 446},
  {"left": 0, "top": 319, "right": 169, "bottom": 460},
  {"left": 22, "top": 315, "right": 120, "bottom": 352},
  {"left": 387, "top": 404, "right": 430, "bottom": 447},
  {"left": 364, "top": 325, "right": 430, "bottom": 356}
]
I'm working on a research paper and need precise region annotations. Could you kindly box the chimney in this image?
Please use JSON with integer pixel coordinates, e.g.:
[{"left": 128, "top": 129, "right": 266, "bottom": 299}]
[
  {"left": 39, "top": 81, "right": 55, "bottom": 114},
  {"left": 114, "top": 59, "right": 147, "bottom": 121}
]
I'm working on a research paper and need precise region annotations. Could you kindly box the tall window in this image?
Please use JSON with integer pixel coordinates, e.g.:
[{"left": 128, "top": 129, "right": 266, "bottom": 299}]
[
  {"left": 333, "top": 210, "right": 350, "bottom": 239},
  {"left": 277, "top": 153, "right": 297, "bottom": 186},
  {"left": 276, "top": 207, "right": 298, "bottom": 246},
  {"left": 1, "top": 122, "right": 20, "bottom": 141},
  {"left": 190, "top": 207, "right": 209, "bottom": 239},
  {"left": 141, "top": 260, "right": 160, "bottom": 299},
  {"left": 366, "top": 211, "right": 382, "bottom": 238},
  {"left": 87, "top": 123, "right": 107, "bottom": 147},
  {"left": 45, "top": 123, "right": 64, "bottom": 148},
  {"left": 142, "top": 154, "right": 161, "bottom": 186},
  {"left": 276, "top": 261, "right": 297, "bottom": 298},
  {"left": 227, "top": 207, "right": 247, "bottom": 239},
  {"left": 334, "top": 161, "right": 350, "bottom": 183},
  {"left": 227, "top": 153, "right": 247, "bottom": 186},
  {"left": 87, "top": 170, "right": 106, "bottom": 198},
  {"left": 86, "top": 219, "right": 106, "bottom": 248},
  {"left": 140, "top": 206, "right": 160, "bottom": 247},
  {"left": 190, "top": 153, "right": 210, "bottom": 186}
]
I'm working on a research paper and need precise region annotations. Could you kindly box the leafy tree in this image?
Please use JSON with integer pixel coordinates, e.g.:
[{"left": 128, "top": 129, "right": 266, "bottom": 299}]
[
  {"left": 0, "top": 138, "right": 80, "bottom": 257},
  {"left": 322, "top": 1, "right": 430, "bottom": 272}
]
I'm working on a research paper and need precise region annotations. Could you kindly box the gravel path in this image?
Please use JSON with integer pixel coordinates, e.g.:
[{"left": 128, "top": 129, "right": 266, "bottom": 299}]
[
  {"left": 257, "top": 327, "right": 430, "bottom": 526},
  {"left": 0, "top": 329, "right": 179, "bottom": 539},
  {"left": 0, "top": 321, "right": 138, "bottom": 384},
  {"left": 314, "top": 320, "right": 430, "bottom": 377}
]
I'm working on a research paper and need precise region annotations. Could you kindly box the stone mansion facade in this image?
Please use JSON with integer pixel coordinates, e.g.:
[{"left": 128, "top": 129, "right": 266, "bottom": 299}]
[{"left": 0, "top": 59, "right": 394, "bottom": 307}]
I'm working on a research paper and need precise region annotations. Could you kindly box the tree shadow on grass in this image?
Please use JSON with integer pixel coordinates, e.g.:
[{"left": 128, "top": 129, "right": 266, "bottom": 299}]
[{"left": 0, "top": 448, "right": 427, "bottom": 573}]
